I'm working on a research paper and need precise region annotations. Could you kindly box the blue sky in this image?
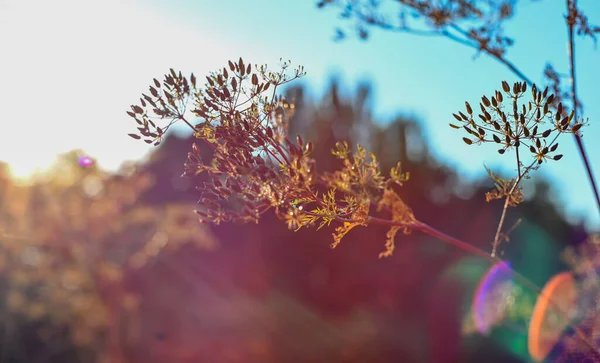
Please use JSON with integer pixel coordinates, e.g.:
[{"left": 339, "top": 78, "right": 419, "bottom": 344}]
[{"left": 1, "top": 0, "right": 599, "bottom": 230}]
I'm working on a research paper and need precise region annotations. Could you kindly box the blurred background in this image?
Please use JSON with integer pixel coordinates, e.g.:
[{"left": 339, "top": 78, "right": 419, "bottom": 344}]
[{"left": 1, "top": 0, "right": 600, "bottom": 362}]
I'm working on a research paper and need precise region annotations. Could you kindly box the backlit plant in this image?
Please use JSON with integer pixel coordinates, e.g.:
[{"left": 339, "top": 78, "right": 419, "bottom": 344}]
[
  {"left": 127, "top": 58, "right": 420, "bottom": 259},
  {"left": 450, "top": 81, "right": 586, "bottom": 257}
]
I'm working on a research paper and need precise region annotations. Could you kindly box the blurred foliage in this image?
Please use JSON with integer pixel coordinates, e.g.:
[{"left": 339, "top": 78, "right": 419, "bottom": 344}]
[{"left": 0, "top": 152, "right": 216, "bottom": 362}]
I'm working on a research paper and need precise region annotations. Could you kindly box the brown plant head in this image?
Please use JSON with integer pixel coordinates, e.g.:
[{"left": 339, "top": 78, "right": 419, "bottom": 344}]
[
  {"left": 450, "top": 80, "right": 586, "bottom": 206},
  {"left": 127, "top": 59, "right": 415, "bottom": 258}
]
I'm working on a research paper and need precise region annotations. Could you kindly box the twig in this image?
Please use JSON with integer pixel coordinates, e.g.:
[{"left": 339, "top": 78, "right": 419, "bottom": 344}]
[
  {"left": 446, "top": 24, "right": 534, "bottom": 85},
  {"left": 491, "top": 100, "right": 525, "bottom": 258},
  {"left": 566, "top": 0, "right": 600, "bottom": 213}
]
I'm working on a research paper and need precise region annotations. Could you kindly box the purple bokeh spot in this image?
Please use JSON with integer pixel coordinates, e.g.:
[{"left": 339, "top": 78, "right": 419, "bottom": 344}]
[
  {"left": 78, "top": 156, "right": 94, "bottom": 167},
  {"left": 473, "top": 260, "right": 514, "bottom": 334}
]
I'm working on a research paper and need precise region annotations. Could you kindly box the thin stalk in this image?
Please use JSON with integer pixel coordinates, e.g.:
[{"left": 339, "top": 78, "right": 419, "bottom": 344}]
[
  {"left": 491, "top": 105, "right": 525, "bottom": 258},
  {"left": 566, "top": 0, "right": 600, "bottom": 213}
]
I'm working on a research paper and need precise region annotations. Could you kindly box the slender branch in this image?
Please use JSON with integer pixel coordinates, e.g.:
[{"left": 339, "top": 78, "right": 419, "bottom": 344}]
[
  {"left": 179, "top": 115, "right": 197, "bottom": 131},
  {"left": 363, "top": 216, "right": 496, "bottom": 261},
  {"left": 504, "top": 218, "right": 522, "bottom": 238},
  {"left": 412, "top": 220, "right": 495, "bottom": 261},
  {"left": 491, "top": 101, "right": 525, "bottom": 258},
  {"left": 447, "top": 24, "right": 533, "bottom": 85},
  {"left": 491, "top": 160, "right": 537, "bottom": 258},
  {"left": 363, "top": 4, "right": 534, "bottom": 85},
  {"left": 566, "top": 0, "right": 600, "bottom": 213},
  {"left": 492, "top": 185, "right": 512, "bottom": 258}
]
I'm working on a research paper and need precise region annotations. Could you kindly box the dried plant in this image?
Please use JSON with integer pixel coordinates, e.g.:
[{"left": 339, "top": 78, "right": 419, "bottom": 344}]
[
  {"left": 450, "top": 80, "right": 586, "bottom": 257},
  {"left": 127, "top": 58, "right": 427, "bottom": 259}
]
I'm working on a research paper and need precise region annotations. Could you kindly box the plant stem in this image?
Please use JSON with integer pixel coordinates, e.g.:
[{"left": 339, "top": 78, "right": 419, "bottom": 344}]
[
  {"left": 491, "top": 104, "right": 525, "bottom": 258},
  {"left": 566, "top": 0, "right": 600, "bottom": 214}
]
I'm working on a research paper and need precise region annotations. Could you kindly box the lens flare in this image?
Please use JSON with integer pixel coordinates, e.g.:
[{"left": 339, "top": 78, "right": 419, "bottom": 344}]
[
  {"left": 78, "top": 156, "right": 94, "bottom": 167},
  {"left": 528, "top": 271, "right": 578, "bottom": 362},
  {"left": 472, "top": 260, "right": 514, "bottom": 334}
]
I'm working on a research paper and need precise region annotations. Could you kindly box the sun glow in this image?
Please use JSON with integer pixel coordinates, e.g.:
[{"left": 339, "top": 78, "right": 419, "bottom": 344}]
[
  {"left": 0, "top": 0, "right": 254, "bottom": 178},
  {"left": 6, "top": 155, "right": 56, "bottom": 181}
]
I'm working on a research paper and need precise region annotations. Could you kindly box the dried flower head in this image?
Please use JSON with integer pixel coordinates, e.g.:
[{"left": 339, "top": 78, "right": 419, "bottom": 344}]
[
  {"left": 127, "top": 59, "right": 415, "bottom": 258},
  {"left": 450, "top": 81, "right": 587, "bottom": 256},
  {"left": 452, "top": 81, "right": 585, "bottom": 167}
]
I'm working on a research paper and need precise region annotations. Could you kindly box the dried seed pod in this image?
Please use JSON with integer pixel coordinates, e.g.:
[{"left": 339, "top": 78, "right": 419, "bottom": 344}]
[
  {"left": 482, "top": 96, "right": 491, "bottom": 107},
  {"left": 465, "top": 102, "right": 473, "bottom": 114},
  {"left": 305, "top": 142, "right": 313, "bottom": 154}
]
